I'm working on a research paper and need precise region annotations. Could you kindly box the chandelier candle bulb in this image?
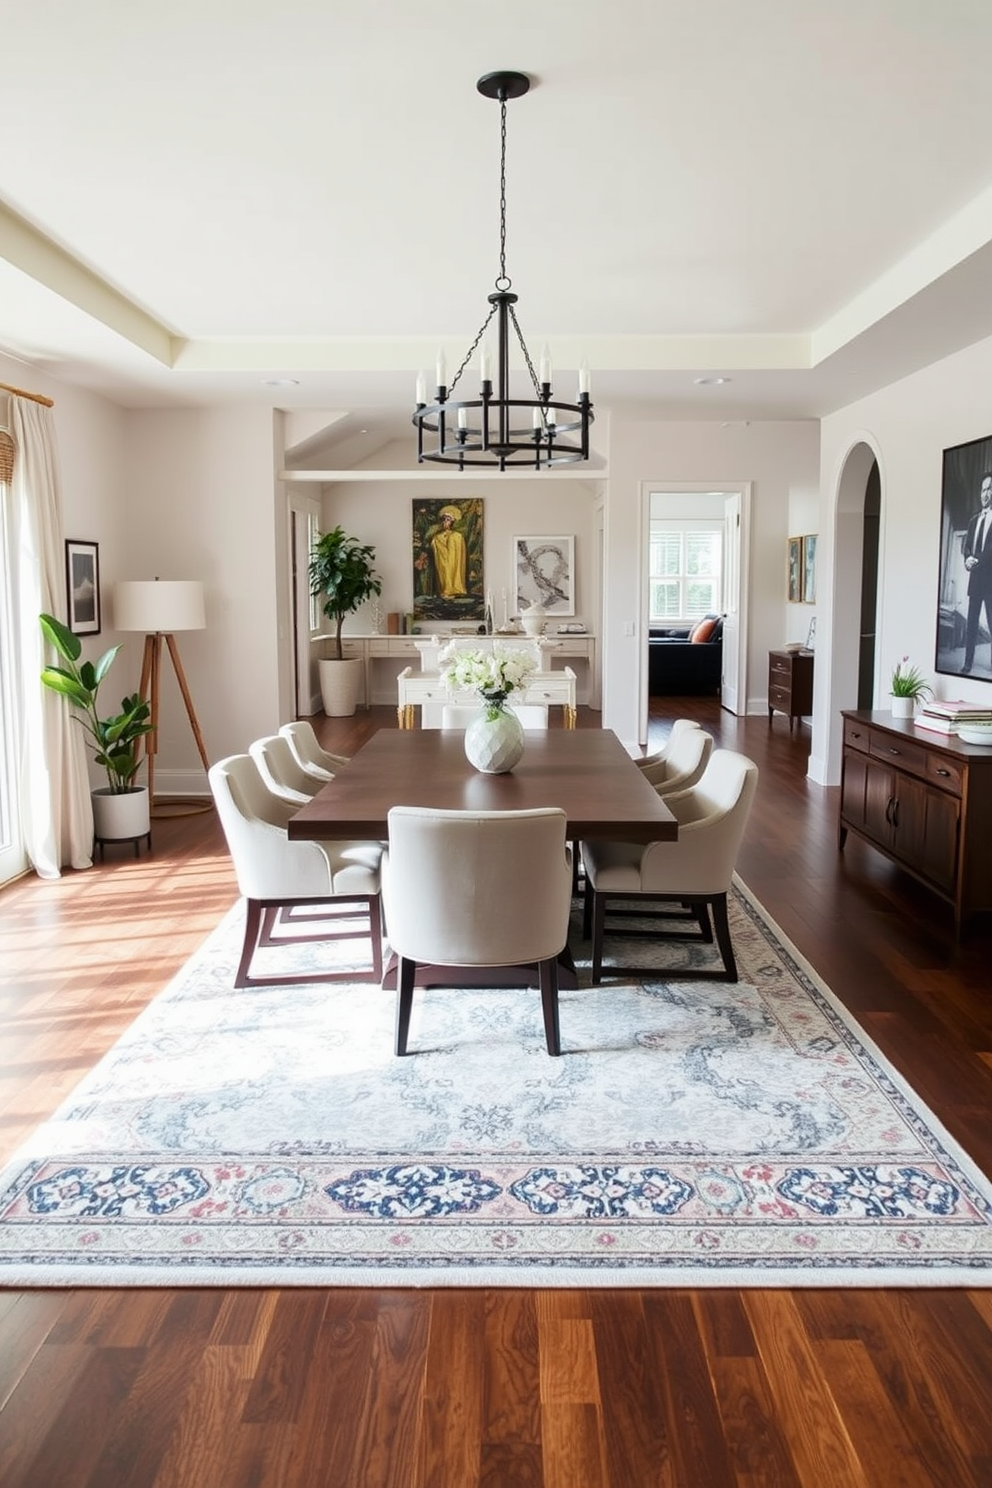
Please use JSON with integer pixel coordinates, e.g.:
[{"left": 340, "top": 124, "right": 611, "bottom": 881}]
[
  {"left": 457, "top": 406, "right": 468, "bottom": 430},
  {"left": 415, "top": 371, "right": 427, "bottom": 405},
  {"left": 479, "top": 343, "right": 492, "bottom": 382},
  {"left": 435, "top": 350, "right": 447, "bottom": 390},
  {"left": 579, "top": 360, "right": 591, "bottom": 395},
  {"left": 539, "top": 345, "right": 552, "bottom": 385}
]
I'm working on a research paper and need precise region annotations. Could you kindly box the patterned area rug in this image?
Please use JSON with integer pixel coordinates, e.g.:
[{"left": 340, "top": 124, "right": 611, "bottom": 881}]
[{"left": 3, "top": 879, "right": 992, "bottom": 1287}]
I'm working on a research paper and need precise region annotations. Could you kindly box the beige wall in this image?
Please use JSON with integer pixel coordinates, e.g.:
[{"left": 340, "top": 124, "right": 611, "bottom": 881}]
[
  {"left": 317, "top": 474, "right": 602, "bottom": 634},
  {"left": 118, "top": 406, "right": 284, "bottom": 787},
  {"left": 814, "top": 331, "right": 992, "bottom": 784},
  {"left": 602, "top": 416, "right": 821, "bottom": 745}
]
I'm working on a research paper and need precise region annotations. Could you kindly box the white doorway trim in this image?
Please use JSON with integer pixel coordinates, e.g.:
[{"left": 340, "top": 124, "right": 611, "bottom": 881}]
[{"left": 638, "top": 480, "right": 752, "bottom": 743}]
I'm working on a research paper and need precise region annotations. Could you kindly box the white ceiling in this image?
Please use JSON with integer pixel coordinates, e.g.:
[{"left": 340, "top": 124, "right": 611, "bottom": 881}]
[{"left": 4, "top": 1, "right": 992, "bottom": 456}]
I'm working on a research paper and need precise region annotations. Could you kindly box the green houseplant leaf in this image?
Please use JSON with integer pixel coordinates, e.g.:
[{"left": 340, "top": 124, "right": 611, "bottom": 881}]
[
  {"left": 39, "top": 613, "right": 155, "bottom": 793},
  {"left": 308, "top": 526, "right": 382, "bottom": 659}
]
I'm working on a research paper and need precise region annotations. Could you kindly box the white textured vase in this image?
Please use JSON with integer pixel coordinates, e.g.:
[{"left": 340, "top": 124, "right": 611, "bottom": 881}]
[
  {"left": 889, "top": 695, "right": 915, "bottom": 719},
  {"left": 464, "top": 706, "right": 525, "bottom": 774}
]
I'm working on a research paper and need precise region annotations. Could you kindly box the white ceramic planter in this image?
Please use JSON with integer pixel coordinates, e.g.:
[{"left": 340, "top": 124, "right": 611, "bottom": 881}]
[
  {"left": 464, "top": 707, "right": 525, "bottom": 774},
  {"left": 889, "top": 695, "right": 915, "bottom": 719},
  {"left": 91, "top": 786, "right": 150, "bottom": 842},
  {"left": 319, "top": 658, "right": 363, "bottom": 717}
]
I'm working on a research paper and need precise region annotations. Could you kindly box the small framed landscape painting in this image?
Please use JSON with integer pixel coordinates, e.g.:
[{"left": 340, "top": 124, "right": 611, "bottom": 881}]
[
  {"left": 513, "top": 535, "right": 575, "bottom": 615},
  {"left": 65, "top": 539, "right": 101, "bottom": 635},
  {"left": 787, "top": 537, "right": 802, "bottom": 604}
]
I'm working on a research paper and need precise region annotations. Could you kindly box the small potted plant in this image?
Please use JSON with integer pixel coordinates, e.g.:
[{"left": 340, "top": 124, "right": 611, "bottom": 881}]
[
  {"left": 39, "top": 612, "right": 154, "bottom": 841},
  {"left": 890, "top": 656, "right": 933, "bottom": 718},
  {"left": 309, "top": 526, "right": 383, "bottom": 716}
]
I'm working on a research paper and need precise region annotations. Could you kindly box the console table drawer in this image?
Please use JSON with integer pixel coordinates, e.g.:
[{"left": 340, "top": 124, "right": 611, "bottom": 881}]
[
  {"left": 844, "top": 719, "right": 870, "bottom": 752},
  {"left": 868, "top": 731, "right": 927, "bottom": 777},
  {"left": 926, "top": 753, "right": 965, "bottom": 795}
]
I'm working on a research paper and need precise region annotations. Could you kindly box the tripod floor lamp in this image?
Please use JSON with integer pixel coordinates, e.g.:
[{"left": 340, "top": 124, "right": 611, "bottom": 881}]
[{"left": 113, "top": 579, "right": 211, "bottom": 815}]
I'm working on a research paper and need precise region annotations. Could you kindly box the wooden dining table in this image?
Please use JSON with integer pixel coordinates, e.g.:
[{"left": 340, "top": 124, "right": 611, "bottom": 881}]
[{"left": 288, "top": 727, "right": 677, "bottom": 988}]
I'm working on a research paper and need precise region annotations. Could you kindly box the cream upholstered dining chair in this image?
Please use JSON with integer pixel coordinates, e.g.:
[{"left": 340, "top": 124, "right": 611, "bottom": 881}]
[
  {"left": 440, "top": 702, "right": 550, "bottom": 729},
  {"left": 581, "top": 749, "right": 758, "bottom": 984},
  {"left": 250, "top": 733, "right": 322, "bottom": 805},
  {"left": 638, "top": 725, "right": 714, "bottom": 797},
  {"left": 381, "top": 806, "right": 574, "bottom": 1057},
  {"left": 279, "top": 720, "right": 349, "bottom": 781},
  {"left": 209, "top": 753, "right": 383, "bottom": 988},
  {"left": 636, "top": 718, "right": 703, "bottom": 784}
]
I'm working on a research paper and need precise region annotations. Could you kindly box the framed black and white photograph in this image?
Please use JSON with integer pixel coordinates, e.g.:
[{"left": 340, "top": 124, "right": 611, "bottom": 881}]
[
  {"left": 787, "top": 536, "right": 802, "bottom": 604},
  {"left": 801, "top": 533, "right": 818, "bottom": 604},
  {"left": 64, "top": 539, "right": 101, "bottom": 635},
  {"left": 513, "top": 535, "right": 575, "bottom": 615},
  {"left": 936, "top": 434, "right": 992, "bottom": 681}
]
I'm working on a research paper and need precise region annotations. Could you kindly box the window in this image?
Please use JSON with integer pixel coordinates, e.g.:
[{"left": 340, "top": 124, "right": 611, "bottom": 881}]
[{"left": 649, "top": 521, "right": 723, "bottom": 623}]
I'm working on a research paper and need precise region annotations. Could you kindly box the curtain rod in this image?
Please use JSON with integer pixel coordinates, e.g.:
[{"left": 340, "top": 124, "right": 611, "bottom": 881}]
[{"left": 0, "top": 380, "right": 54, "bottom": 408}]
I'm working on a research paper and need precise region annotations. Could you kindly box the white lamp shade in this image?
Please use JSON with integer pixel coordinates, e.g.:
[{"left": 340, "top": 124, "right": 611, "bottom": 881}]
[{"left": 113, "top": 580, "right": 206, "bottom": 632}]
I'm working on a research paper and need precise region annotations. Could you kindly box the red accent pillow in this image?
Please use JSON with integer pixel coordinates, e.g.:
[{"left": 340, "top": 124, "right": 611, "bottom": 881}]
[{"left": 689, "top": 617, "right": 718, "bottom": 644}]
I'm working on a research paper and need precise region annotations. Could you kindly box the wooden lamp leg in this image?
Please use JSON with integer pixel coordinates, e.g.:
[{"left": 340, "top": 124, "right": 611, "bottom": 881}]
[
  {"left": 165, "top": 633, "right": 211, "bottom": 777},
  {"left": 135, "top": 630, "right": 212, "bottom": 815}
]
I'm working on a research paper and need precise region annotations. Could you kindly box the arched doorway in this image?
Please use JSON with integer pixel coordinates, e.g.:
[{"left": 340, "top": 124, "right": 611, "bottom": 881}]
[
  {"left": 857, "top": 459, "right": 881, "bottom": 708},
  {"left": 818, "top": 439, "right": 883, "bottom": 784}
]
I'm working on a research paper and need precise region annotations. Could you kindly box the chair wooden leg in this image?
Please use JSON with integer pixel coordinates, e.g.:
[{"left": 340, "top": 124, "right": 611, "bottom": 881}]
[
  {"left": 711, "top": 892, "right": 738, "bottom": 981},
  {"left": 539, "top": 956, "right": 561, "bottom": 1055},
  {"left": 691, "top": 899, "right": 714, "bottom": 943},
  {"left": 591, "top": 891, "right": 607, "bottom": 984},
  {"left": 582, "top": 874, "right": 593, "bottom": 939},
  {"left": 236, "top": 899, "right": 264, "bottom": 988},
  {"left": 369, "top": 895, "right": 384, "bottom": 984},
  {"left": 395, "top": 956, "right": 417, "bottom": 1055}
]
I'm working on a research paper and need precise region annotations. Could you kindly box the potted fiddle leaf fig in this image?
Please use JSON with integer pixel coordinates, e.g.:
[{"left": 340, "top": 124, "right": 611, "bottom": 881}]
[
  {"left": 39, "top": 612, "right": 155, "bottom": 841},
  {"left": 309, "top": 526, "right": 382, "bottom": 716}
]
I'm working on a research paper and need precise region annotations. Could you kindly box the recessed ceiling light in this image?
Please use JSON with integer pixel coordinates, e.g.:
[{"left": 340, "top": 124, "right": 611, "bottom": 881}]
[
  {"left": 694, "top": 376, "right": 731, "bottom": 386},
  {"left": 263, "top": 377, "right": 299, "bottom": 387}
]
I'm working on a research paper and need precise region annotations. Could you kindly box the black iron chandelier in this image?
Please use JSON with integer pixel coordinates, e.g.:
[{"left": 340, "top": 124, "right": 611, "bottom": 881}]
[{"left": 413, "top": 71, "right": 593, "bottom": 470}]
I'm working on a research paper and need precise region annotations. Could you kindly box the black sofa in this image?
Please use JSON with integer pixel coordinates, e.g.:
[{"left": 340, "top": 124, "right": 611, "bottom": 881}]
[{"left": 648, "top": 614, "right": 723, "bottom": 695}]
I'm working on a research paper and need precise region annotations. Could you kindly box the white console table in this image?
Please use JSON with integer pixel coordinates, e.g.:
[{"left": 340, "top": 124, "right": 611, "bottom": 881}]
[
  {"left": 397, "top": 666, "right": 578, "bottom": 729},
  {"left": 314, "top": 632, "right": 595, "bottom": 709}
]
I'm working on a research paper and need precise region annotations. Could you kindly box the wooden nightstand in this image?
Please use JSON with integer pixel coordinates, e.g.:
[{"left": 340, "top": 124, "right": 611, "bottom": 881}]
[{"left": 768, "top": 649, "right": 814, "bottom": 732}]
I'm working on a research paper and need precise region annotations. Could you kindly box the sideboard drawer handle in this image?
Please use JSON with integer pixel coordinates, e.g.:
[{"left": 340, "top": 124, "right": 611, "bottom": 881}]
[
  {"left": 889, "top": 748, "right": 901, "bottom": 756},
  {"left": 936, "top": 768, "right": 950, "bottom": 777}
]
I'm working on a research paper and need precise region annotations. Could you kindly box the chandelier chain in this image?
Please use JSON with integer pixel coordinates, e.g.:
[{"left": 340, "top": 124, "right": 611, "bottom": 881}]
[
  {"left": 508, "top": 304, "right": 543, "bottom": 398},
  {"left": 448, "top": 302, "right": 498, "bottom": 395},
  {"left": 497, "top": 96, "right": 510, "bottom": 290}
]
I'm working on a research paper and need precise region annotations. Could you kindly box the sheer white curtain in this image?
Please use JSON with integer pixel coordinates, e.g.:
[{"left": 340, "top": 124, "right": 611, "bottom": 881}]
[{"left": 8, "top": 397, "right": 92, "bottom": 876}]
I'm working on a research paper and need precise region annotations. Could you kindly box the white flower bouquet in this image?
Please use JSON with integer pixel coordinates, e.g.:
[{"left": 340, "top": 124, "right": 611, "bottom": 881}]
[{"left": 439, "top": 643, "right": 536, "bottom": 715}]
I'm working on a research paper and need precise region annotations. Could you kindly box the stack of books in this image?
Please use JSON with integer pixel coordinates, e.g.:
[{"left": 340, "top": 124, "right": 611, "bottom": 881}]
[{"left": 915, "top": 699, "right": 992, "bottom": 735}]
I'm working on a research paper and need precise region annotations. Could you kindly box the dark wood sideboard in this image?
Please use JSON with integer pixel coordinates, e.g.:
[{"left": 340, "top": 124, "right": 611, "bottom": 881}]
[
  {"left": 839, "top": 709, "right": 992, "bottom": 936},
  {"left": 768, "top": 649, "right": 814, "bottom": 731}
]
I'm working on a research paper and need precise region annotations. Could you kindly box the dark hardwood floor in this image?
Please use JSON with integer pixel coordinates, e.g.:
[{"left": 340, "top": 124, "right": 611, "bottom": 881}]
[{"left": 2, "top": 698, "right": 992, "bottom": 1486}]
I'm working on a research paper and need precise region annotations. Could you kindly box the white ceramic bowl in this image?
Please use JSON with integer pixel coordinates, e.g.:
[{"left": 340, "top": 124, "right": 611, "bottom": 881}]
[{"left": 957, "top": 723, "right": 992, "bottom": 746}]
